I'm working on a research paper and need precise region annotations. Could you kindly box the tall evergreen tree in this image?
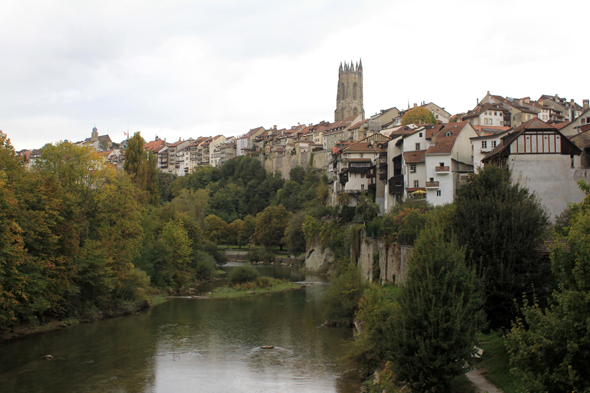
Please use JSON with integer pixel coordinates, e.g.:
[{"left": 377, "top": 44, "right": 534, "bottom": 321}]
[
  {"left": 392, "top": 211, "right": 485, "bottom": 392},
  {"left": 124, "top": 132, "right": 158, "bottom": 204},
  {"left": 452, "top": 165, "right": 549, "bottom": 329}
]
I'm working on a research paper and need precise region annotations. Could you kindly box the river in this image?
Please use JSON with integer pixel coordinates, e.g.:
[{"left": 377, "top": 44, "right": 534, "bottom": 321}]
[{"left": 0, "top": 263, "right": 362, "bottom": 393}]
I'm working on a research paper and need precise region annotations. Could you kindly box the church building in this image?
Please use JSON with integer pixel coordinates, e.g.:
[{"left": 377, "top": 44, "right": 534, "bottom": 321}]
[{"left": 335, "top": 60, "right": 365, "bottom": 122}]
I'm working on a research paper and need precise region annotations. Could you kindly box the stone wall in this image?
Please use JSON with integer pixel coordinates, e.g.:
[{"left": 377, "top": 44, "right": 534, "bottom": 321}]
[
  {"left": 357, "top": 237, "right": 412, "bottom": 285},
  {"left": 304, "top": 240, "right": 334, "bottom": 272}
]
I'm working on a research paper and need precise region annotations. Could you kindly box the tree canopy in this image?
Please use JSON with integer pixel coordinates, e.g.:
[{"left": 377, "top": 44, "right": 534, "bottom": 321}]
[{"left": 401, "top": 107, "right": 437, "bottom": 125}]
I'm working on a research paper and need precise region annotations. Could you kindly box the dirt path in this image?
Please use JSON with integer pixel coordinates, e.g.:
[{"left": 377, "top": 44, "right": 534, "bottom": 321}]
[{"left": 465, "top": 368, "right": 502, "bottom": 393}]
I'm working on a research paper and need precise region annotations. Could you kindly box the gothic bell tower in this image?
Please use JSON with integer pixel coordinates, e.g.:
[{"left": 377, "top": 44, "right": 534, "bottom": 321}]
[{"left": 335, "top": 59, "right": 364, "bottom": 122}]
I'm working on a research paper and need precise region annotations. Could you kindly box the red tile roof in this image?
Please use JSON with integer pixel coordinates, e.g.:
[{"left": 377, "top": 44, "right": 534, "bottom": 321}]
[
  {"left": 426, "top": 121, "right": 469, "bottom": 154},
  {"left": 403, "top": 150, "right": 426, "bottom": 164}
]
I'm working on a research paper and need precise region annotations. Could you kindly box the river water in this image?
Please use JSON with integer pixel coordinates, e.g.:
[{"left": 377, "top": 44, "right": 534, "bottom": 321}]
[{"left": 0, "top": 264, "right": 361, "bottom": 393}]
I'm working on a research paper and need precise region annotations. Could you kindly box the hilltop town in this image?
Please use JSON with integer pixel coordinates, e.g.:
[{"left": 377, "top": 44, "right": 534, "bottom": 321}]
[{"left": 17, "top": 60, "right": 590, "bottom": 220}]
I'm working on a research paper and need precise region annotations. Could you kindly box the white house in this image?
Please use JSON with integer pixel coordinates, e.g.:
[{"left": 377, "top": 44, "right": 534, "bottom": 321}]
[{"left": 425, "top": 121, "right": 478, "bottom": 206}]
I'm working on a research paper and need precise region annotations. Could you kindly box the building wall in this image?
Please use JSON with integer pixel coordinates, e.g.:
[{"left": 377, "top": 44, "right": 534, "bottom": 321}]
[{"left": 509, "top": 154, "right": 587, "bottom": 221}]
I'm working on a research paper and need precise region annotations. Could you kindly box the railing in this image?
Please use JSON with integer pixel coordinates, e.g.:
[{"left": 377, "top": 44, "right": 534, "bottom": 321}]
[
  {"left": 425, "top": 181, "right": 440, "bottom": 188},
  {"left": 435, "top": 166, "right": 450, "bottom": 173}
]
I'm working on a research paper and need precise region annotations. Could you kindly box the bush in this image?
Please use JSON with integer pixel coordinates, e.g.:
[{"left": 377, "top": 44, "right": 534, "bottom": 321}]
[
  {"left": 193, "top": 251, "right": 216, "bottom": 280},
  {"left": 202, "top": 240, "right": 227, "bottom": 265},
  {"left": 322, "top": 264, "right": 365, "bottom": 324},
  {"left": 245, "top": 247, "right": 276, "bottom": 263},
  {"left": 228, "top": 264, "right": 259, "bottom": 285}
]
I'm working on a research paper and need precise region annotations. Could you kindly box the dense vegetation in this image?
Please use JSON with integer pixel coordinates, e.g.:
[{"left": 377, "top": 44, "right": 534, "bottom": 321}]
[
  {"left": 0, "top": 131, "right": 326, "bottom": 331},
  {"left": 322, "top": 165, "right": 588, "bottom": 393}
]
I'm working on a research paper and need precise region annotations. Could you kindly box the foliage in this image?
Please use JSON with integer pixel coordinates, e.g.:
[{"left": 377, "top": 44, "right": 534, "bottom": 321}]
[
  {"left": 238, "top": 214, "right": 257, "bottom": 246},
  {"left": 346, "top": 285, "right": 399, "bottom": 374},
  {"left": 452, "top": 165, "right": 550, "bottom": 330},
  {"left": 506, "top": 181, "right": 590, "bottom": 393},
  {"left": 476, "top": 331, "right": 523, "bottom": 393},
  {"left": 254, "top": 205, "right": 291, "bottom": 250},
  {"left": 322, "top": 264, "right": 365, "bottom": 324},
  {"left": 123, "top": 132, "right": 159, "bottom": 205},
  {"left": 390, "top": 212, "right": 485, "bottom": 393},
  {"left": 245, "top": 247, "right": 276, "bottom": 264},
  {"left": 401, "top": 107, "right": 437, "bottom": 125},
  {"left": 284, "top": 211, "right": 307, "bottom": 255},
  {"left": 356, "top": 192, "right": 380, "bottom": 222},
  {"left": 303, "top": 216, "right": 352, "bottom": 265},
  {"left": 274, "top": 166, "right": 321, "bottom": 212},
  {"left": 204, "top": 214, "right": 228, "bottom": 244},
  {"left": 228, "top": 264, "right": 259, "bottom": 285}
]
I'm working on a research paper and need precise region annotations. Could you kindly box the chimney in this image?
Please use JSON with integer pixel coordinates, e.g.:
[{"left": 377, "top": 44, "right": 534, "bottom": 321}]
[
  {"left": 477, "top": 98, "right": 479, "bottom": 106},
  {"left": 584, "top": 99, "right": 589, "bottom": 110},
  {"left": 413, "top": 103, "right": 417, "bottom": 108}
]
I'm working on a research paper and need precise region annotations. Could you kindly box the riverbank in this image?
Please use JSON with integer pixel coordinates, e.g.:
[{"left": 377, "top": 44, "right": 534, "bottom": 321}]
[
  {"left": 0, "top": 295, "right": 167, "bottom": 341},
  {"left": 209, "top": 278, "right": 302, "bottom": 298}
]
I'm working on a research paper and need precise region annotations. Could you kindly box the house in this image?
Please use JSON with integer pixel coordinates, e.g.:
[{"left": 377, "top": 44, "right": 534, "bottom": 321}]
[
  {"left": 470, "top": 127, "right": 512, "bottom": 169},
  {"left": 421, "top": 102, "right": 452, "bottom": 123},
  {"left": 558, "top": 100, "right": 590, "bottom": 136},
  {"left": 425, "top": 121, "right": 478, "bottom": 206},
  {"left": 463, "top": 104, "right": 509, "bottom": 127},
  {"left": 335, "top": 133, "right": 390, "bottom": 209},
  {"left": 482, "top": 118, "right": 586, "bottom": 220}
]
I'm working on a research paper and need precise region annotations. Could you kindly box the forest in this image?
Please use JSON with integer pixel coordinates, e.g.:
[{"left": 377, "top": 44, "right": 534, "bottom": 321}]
[{"left": 0, "top": 131, "right": 334, "bottom": 330}]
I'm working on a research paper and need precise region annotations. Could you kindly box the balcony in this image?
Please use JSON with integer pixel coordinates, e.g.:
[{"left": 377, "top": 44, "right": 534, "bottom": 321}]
[
  {"left": 425, "top": 181, "right": 440, "bottom": 188},
  {"left": 435, "top": 166, "right": 450, "bottom": 174},
  {"left": 379, "top": 172, "right": 387, "bottom": 181},
  {"left": 388, "top": 174, "right": 404, "bottom": 194}
]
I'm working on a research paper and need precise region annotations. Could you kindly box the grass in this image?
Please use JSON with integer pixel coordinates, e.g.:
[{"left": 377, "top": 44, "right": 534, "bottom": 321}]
[
  {"left": 209, "top": 277, "right": 301, "bottom": 299},
  {"left": 450, "top": 374, "right": 477, "bottom": 393},
  {"left": 475, "top": 331, "right": 524, "bottom": 393}
]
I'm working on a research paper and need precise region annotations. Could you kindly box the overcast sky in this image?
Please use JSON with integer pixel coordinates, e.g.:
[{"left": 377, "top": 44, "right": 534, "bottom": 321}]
[{"left": 1, "top": 0, "right": 587, "bottom": 150}]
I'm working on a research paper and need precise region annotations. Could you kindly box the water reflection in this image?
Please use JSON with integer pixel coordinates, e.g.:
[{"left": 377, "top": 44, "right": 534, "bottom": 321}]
[{"left": 0, "top": 265, "right": 360, "bottom": 393}]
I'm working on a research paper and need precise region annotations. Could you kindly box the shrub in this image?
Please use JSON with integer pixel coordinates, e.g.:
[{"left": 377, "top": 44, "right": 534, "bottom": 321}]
[
  {"left": 193, "top": 251, "right": 216, "bottom": 280},
  {"left": 322, "top": 264, "right": 365, "bottom": 324},
  {"left": 245, "top": 247, "right": 276, "bottom": 264},
  {"left": 228, "top": 264, "right": 259, "bottom": 285}
]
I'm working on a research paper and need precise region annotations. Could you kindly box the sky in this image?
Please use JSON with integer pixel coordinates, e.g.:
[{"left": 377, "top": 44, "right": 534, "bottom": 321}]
[{"left": 1, "top": 0, "right": 587, "bottom": 151}]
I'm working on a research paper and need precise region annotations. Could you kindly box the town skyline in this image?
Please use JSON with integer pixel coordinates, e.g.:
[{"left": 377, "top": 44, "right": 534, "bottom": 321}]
[{"left": 2, "top": 0, "right": 588, "bottom": 151}]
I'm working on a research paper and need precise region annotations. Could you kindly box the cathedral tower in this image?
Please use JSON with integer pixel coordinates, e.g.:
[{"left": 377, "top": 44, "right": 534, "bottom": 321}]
[{"left": 335, "top": 59, "right": 364, "bottom": 122}]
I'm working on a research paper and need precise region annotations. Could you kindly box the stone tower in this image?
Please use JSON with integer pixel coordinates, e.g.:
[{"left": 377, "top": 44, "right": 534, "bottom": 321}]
[{"left": 335, "top": 59, "right": 364, "bottom": 122}]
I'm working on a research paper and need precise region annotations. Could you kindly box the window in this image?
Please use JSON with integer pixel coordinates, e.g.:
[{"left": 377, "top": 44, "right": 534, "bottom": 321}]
[
  {"left": 436, "top": 190, "right": 442, "bottom": 196},
  {"left": 361, "top": 184, "right": 364, "bottom": 190},
  {"left": 492, "top": 140, "right": 497, "bottom": 148},
  {"left": 482, "top": 141, "right": 488, "bottom": 148},
  {"left": 484, "top": 118, "right": 488, "bottom": 125},
  {"left": 360, "top": 153, "right": 363, "bottom": 157},
  {"left": 414, "top": 180, "right": 419, "bottom": 187},
  {"left": 415, "top": 143, "right": 421, "bottom": 150},
  {"left": 429, "top": 177, "right": 434, "bottom": 182},
  {"left": 410, "top": 164, "right": 416, "bottom": 173},
  {"left": 419, "top": 133, "right": 423, "bottom": 137},
  {"left": 439, "top": 162, "right": 444, "bottom": 167}
]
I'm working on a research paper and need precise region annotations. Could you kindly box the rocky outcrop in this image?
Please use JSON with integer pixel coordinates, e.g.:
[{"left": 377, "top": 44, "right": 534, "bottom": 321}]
[{"left": 305, "top": 240, "right": 334, "bottom": 272}]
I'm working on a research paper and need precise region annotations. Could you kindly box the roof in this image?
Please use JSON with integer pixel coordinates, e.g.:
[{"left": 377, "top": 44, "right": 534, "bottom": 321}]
[
  {"left": 570, "top": 129, "right": 590, "bottom": 150},
  {"left": 342, "top": 133, "right": 390, "bottom": 153},
  {"left": 482, "top": 118, "right": 581, "bottom": 162},
  {"left": 426, "top": 121, "right": 470, "bottom": 155},
  {"left": 143, "top": 139, "right": 167, "bottom": 153},
  {"left": 403, "top": 150, "right": 426, "bottom": 164},
  {"left": 472, "top": 125, "right": 511, "bottom": 135}
]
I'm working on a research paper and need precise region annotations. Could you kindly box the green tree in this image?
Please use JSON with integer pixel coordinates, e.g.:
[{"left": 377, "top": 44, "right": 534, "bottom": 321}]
[
  {"left": 239, "top": 214, "right": 257, "bottom": 246},
  {"left": 204, "top": 214, "right": 228, "bottom": 244},
  {"left": 123, "top": 132, "right": 158, "bottom": 204},
  {"left": 452, "top": 165, "right": 549, "bottom": 329},
  {"left": 401, "top": 107, "right": 437, "bottom": 125},
  {"left": 391, "top": 213, "right": 485, "bottom": 393},
  {"left": 506, "top": 181, "right": 590, "bottom": 393},
  {"left": 322, "top": 264, "right": 364, "bottom": 324},
  {"left": 152, "top": 219, "right": 193, "bottom": 288},
  {"left": 254, "top": 205, "right": 291, "bottom": 250},
  {"left": 227, "top": 219, "right": 243, "bottom": 247},
  {"left": 356, "top": 192, "right": 380, "bottom": 222},
  {"left": 284, "top": 211, "right": 307, "bottom": 255}
]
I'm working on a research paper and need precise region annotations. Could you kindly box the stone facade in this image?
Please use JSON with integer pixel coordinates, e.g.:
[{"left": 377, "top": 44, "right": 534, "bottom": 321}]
[{"left": 335, "top": 60, "right": 364, "bottom": 122}]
